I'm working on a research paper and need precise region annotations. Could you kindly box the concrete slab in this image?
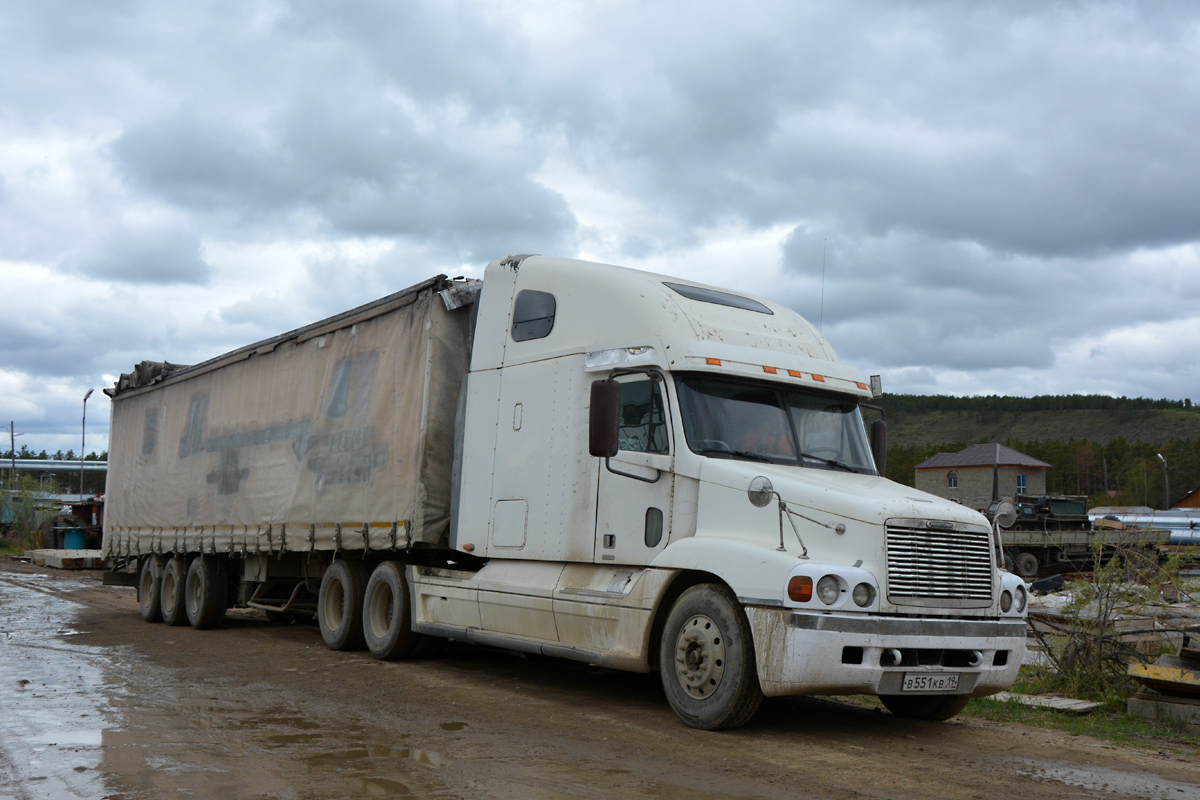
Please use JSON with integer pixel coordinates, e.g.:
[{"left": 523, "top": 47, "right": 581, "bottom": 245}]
[
  {"left": 22, "top": 549, "right": 104, "bottom": 570},
  {"left": 1127, "top": 692, "right": 1200, "bottom": 727}
]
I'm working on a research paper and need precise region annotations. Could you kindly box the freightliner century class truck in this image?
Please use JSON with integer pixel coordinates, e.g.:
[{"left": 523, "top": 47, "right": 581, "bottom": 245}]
[{"left": 104, "top": 254, "right": 1027, "bottom": 730}]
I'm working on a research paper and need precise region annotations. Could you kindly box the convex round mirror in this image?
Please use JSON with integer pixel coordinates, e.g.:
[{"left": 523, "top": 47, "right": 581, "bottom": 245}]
[
  {"left": 994, "top": 500, "right": 1017, "bottom": 529},
  {"left": 748, "top": 476, "right": 775, "bottom": 508}
]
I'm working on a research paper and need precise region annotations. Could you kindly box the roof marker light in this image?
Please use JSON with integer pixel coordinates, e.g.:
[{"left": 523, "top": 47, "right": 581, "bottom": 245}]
[
  {"left": 812, "top": 374, "right": 825, "bottom": 382},
  {"left": 787, "top": 369, "right": 802, "bottom": 378},
  {"left": 763, "top": 366, "right": 777, "bottom": 374},
  {"left": 856, "top": 382, "right": 868, "bottom": 390},
  {"left": 705, "top": 358, "right": 722, "bottom": 366}
]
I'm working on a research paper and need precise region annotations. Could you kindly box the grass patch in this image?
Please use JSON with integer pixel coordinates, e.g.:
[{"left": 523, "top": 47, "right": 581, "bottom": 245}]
[{"left": 963, "top": 695, "right": 1200, "bottom": 756}]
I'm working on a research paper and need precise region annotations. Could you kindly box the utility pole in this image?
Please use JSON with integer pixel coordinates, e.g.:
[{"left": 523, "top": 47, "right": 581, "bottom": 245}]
[{"left": 81, "top": 389, "right": 93, "bottom": 501}]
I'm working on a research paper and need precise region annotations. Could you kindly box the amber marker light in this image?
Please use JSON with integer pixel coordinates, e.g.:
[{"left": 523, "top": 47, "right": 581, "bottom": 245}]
[
  {"left": 788, "top": 575, "right": 813, "bottom": 603},
  {"left": 811, "top": 374, "right": 825, "bottom": 382},
  {"left": 763, "top": 366, "right": 777, "bottom": 374},
  {"left": 856, "top": 382, "right": 868, "bottom": 390},
  {"left": 705, "top": 357, "right": 722, "bottom": 365},
  {"left": 787, "top": 370, "right": 802, "bottom": 378}
]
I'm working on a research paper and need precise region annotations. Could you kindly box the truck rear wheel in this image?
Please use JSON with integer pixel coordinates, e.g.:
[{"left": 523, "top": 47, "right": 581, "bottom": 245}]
[
  {"left": 185, "top": 555, "right": 228, "bottom": 630},
  {"left": 138, "top": 555, "right": 164, "bottom": 623},
  {"left": 659, "top": 583, "right": 763, "bottom": 730},
  {"left": 319, "top": 560, "right": 370, "bottom": 651},
  {"left": 363, "top": 562, "right": 425, "bottom": 660},
  {"left": 1014, "top": 551, "right": 1039, "bottom": 580},
  {"left": 880, "top": 693, "right": 971, "bottom": 721},
  {"left": 160, "top": 555, "right": 189, "bottom": 627}
]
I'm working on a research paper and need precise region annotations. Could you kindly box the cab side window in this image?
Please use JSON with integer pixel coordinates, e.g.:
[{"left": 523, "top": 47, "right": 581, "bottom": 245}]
[
  {"left": 511, "top": 290, "right": 556, "bottom": 341},
  {"left": 618, "top": 380, "right": 669, "bottom": 454}
]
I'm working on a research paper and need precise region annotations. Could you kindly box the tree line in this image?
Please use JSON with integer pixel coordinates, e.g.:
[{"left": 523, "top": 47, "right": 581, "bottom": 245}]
[
  {"left": 879, "top": 393, "right": 1194, "bottom": 414},
  {"left": 2, "top": 447, "right": 107, "bottom": 461}
]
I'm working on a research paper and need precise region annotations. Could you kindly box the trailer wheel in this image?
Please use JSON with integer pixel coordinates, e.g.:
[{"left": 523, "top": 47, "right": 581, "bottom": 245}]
[
  {"left": 1014, "top": 552, "right": 1039, "bottom": 580},
  {"left": 138, "top": 555, "right": 164, "bottom": 623},
  {"left": 659, "top": 583, "right": 763, "bottom": 730},
  {"left": 160, "top": 555, "right": 190, "bottom": 627},
  {"left": 880, "top": 694, "right": 971, "bottom": 721},
  {"left": 185, "top": 555, "right": 228, "bottom": 630},
  {"left": 363, "top": 562, "right": 426, "bottom": 660},
  {"left": 319, "top": 560, "right": 370, "bottom": 651}
]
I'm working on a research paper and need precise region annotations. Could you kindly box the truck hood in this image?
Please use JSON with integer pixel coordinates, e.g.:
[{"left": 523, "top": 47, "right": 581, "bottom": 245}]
[{"left": 698, "top": 458, "right": 990, "bottom": 530}]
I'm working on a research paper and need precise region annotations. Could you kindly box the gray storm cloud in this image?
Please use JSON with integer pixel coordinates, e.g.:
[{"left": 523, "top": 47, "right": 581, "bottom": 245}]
[{"left": 1, "top": 0, "right": 1199, "bottom": 450}]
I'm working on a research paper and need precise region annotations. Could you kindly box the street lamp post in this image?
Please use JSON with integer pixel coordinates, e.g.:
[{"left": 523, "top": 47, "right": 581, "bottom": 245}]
[
  {"left": 1157, "top": 453, "right": 1170, "bottom": 510},
  {"left": 81, "top": 389, "right": 93, "bottom": 501}
]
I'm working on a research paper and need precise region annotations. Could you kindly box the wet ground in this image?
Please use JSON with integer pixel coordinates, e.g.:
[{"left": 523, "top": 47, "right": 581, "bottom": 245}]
[{"left": 2, "top": 560, "right": 1199, "bottom": 800}]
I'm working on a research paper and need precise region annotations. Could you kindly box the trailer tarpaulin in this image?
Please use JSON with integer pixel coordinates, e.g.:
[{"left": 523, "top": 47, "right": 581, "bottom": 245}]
[{"left": 103, "top": 277, "right": 473, "bottom": 557}]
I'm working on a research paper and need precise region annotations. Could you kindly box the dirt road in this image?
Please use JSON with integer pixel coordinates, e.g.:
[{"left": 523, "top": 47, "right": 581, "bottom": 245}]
[{"left": 2, "top": 560, "right": 1198, "bottom": 800}]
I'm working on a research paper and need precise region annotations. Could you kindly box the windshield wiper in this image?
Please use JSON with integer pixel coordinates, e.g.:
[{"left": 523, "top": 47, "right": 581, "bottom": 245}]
[
  {"left": 798, "top": 452, "right": 860, "bottom": 472},
  {"left": 694, "top": 448, "right": 773, "bottom": 463}
]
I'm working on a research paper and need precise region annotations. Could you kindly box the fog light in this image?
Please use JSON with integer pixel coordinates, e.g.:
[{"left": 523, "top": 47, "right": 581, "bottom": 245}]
[
  {"left": 816, "top": 575, "right": 840, "bottom": 605},
  {"left": 852, "top": 583, "right": 875, "bottom": 607},
  {"left": 1000, "top": 590, "right": 1013, "bottom": 613},
  {"left": 1015, "top": 585, "right": 1027, "bottom": 613},
  {"left": 788, "top": 575, "right": 813, "bottom": 603}
]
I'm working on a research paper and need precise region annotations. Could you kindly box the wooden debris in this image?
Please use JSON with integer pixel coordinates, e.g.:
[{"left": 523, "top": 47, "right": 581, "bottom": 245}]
[
  {"left": 22, "top": 548, "right": 104, "bottom": 569},
  {"left": 990, "top": 692, "right": 1102, "bottom": 714}
]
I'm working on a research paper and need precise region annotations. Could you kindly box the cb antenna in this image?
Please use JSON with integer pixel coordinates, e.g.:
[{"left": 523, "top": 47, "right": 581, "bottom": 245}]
[{"left": 818, "top": 238, "right": 827, "bottom": 333}]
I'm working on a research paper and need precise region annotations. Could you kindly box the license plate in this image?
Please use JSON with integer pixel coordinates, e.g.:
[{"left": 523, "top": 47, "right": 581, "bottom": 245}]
[{"left": 901, "top": 673, "right": 959, "bottom": 693}]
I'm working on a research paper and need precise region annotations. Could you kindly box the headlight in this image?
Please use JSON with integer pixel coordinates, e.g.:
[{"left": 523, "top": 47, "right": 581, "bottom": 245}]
[
  {"left": 1015, "top": 585, "right": 1027, "bottom": 613},
  {"left": 1000, "top": 590, "right": 1013, "bottom": 613},
  {"left": 816, "top": 575, "right": 840, "bottom": 605},
  {"left": 852, "top": 583, "right": 875, "bottom": 607}
]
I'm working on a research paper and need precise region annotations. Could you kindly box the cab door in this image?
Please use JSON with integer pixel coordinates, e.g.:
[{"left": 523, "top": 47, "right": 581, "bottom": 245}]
[{"left": 594, "top": 376, "right": 674, "bottom": 564}]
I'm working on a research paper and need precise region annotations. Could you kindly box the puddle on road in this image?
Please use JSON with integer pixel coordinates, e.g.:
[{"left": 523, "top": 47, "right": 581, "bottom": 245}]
[
  {"left": 0, "top": 573, "right": 113, "bottom": 799},
  {"left": 1018, "top": 760, "right": 1200, "bottom": 798}
]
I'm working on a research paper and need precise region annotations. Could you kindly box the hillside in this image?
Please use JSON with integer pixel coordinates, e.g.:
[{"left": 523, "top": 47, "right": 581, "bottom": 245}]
[{"left": 882, "top": 408, "right": 1200, "bottom": 448}]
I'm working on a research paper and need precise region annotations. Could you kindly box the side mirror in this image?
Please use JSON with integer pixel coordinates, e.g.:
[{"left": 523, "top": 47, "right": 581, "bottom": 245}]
[
  {"left": 870, "top": 418, "right": 887, "bottom": 476},
  {"left": 589, "top": 379, "right": 620, "bottom": 457}
]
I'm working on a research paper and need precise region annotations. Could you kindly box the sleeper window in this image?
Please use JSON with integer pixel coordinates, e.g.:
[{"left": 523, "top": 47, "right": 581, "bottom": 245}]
[{"left": 511, "top": 290, "right": 557, "bottom": 341}]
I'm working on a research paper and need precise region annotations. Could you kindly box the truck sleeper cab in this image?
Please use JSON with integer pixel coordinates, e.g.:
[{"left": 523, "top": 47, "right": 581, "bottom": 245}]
[{"left": 106, "top": 254, "right": 1026, "bottom": 731}]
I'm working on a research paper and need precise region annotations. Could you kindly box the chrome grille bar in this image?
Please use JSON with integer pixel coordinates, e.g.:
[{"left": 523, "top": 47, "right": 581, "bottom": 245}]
[{"left": 886, "top": 526, "right": 994, "bottom": 602}]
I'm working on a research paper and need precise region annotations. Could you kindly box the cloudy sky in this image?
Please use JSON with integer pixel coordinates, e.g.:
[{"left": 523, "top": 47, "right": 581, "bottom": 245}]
[{"left": 3, "top": 0, "right": 1199, "bottom": 454}]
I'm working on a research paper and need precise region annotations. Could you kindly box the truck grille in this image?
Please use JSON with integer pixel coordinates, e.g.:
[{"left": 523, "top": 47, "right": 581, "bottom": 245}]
[{"left": 886, "top": 526, "right": 994, "bottom": 603}]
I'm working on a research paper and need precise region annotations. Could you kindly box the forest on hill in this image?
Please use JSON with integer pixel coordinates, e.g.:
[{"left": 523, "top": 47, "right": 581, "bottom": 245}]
[{"left": 877, "top": 395, "right": 1200, "bottom": 509}]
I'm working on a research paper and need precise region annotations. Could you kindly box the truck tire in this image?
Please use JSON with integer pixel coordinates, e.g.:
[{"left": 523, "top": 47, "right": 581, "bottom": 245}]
[
  {"left": 160, "top": 555, "right": 190, "bottom": 627},
  {"left": 185, "top": 555, "right": 228, "bottom": 630},
  {"left": 363, "top": 562, "right": 426, "bottom": 660},
  {"left": 138, "top": 555, "right": 164, "bottom": 623},
  {"left": 319, "top": 560, "right": 370, "bottom": 651},
  {"left": 1014, "top": 552, "right": 1039, "bottom": 580},
  {"left": 659, "top": 583, "right": 763, "bottom": 730},
  {"left": 880, "top": 693, "right": 971, "bottom": 721}
]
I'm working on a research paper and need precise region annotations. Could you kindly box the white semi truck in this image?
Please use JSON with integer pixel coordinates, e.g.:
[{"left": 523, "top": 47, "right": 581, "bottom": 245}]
[{"left": 104, "top": 254, "right": 1027, "bottom": 730}]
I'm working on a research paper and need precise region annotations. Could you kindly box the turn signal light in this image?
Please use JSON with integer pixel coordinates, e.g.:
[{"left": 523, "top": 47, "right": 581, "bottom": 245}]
[{"left": 788, "top": 575, "right": 813, "bottom": 603}]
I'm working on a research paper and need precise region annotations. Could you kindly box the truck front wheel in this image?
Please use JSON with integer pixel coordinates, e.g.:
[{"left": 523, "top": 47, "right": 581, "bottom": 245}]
[
  {"left": 138, "top": 555, "right": 164, "bottom": 623},
  {"left": 319, "top": 560, "right": 370, "bottom": 651},
  {"left": 880, "top": 694, "right": 971, "bottom": 721},
  {"left": 659, "top": 583, "right": 763, "bottom": 730},
  {"left": 160, "top": 555, "right": 189, "bottom": 627},
  {"left": 363, "top": 562, "right": 426, "bottom": 660},
  {"left": 185, "top": 555, "right": 228, "bottom": 630}
]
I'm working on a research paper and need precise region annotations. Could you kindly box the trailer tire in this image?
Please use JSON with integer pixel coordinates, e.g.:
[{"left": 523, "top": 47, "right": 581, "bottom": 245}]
[
  {"left": 363, "top": 562, "right": 425, "bottom": 660},
  {"left": 138, "top": 556, "right": 165, "bottom": 623},
  {"left": 659, "top": 583, "right": 763, "bottom": 730},
  {"left": 1014, "top": 551, "right": 1039, "bottom": 580},
  {"left": 880, "top": 693, "right": 971, "bottom": 721},
  {"left": 160, "top": 555, "right": 190, "bottom": 627},
  {"left": 319, "top": 560, "right": 370, "bottom": 651},
  {"left": 186, "top": 555, "right": 228, "bottom": 630}
]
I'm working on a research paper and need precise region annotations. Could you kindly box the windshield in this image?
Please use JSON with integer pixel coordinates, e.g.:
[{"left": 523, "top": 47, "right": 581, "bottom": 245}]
[{"left": 675, "top": 374, "right": 877, "bottom": 474}]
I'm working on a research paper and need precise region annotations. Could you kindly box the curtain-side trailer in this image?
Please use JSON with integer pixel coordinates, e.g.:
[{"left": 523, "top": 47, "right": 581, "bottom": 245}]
[{"left": 104, "top": 255, "right": 1027, "bottom": 730}]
